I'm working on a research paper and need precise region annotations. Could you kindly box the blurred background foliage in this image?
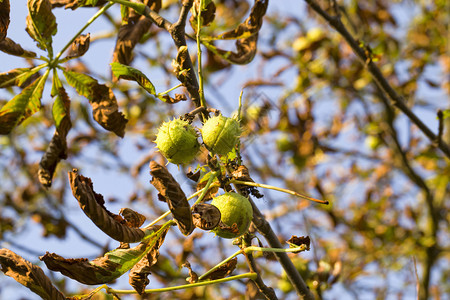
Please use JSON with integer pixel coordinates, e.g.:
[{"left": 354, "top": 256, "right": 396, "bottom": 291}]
[{"left": 0, "top": 0, "right": 448, "bottom": 299}]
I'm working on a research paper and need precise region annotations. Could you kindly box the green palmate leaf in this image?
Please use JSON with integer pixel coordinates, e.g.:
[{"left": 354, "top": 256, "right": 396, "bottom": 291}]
[
  {"left": 26, "top": 0, "right": 57, "bottom": 51},
  {"left": 63, "top": 69, "right": 127, "bottom": 137},
  {"left": 110, "top": 62, "right": 156, "bottom": 95},
  {"left": 0, "top": 75, "right": 45, "bottom": 135},
  {"left": 38, "top": 73, "right": 71, "bottom": 188},
  {"left": 62, "top": 69, "right": 96, "bottom": 98},
  {"left": 40, "top": 222, "right": 172, "bottom": 285},
  {"left": 0, "top": 67, "right": 41, "bottom": 88},
  {"left": 51, "top": 74, "right": 71, "bottom": 133}
]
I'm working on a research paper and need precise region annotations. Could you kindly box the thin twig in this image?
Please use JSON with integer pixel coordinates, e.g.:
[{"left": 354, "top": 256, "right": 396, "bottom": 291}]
[
  {"left": 242, "top": 236, "right": 278, "bottom": 300},
  {"left": 304, "top": 0, "right": 450, "bottom": 158},
  {"left": 412, "top": 256, "right": 420, "bottom": 300},
  {"left": 436, "top": 109, "right": 444, "bottom": 147}
]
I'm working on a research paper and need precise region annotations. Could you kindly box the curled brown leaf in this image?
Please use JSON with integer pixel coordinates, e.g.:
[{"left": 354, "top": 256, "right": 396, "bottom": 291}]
[
  {"left": 0, "top": 0, "right": 10, "bottom": 41},
  {"left": 119, "top": 208, "right": 146, "bottom": 228},
  {"left": 68, "top": 170, "right": 146, "bottom": 243},
  {"left": 192, "top": 203, "right": 221, "bottom": 231},
  {"left": 0, "top": 38, "right": 37, "bottom": 58},
  {"left": 129, "top": 228, "right": 168, "bottom": 294},
  {"left": 50, "top": 0, "right": 107, "bottom": 9},
  {"left": 158, "top": 93, "right": 187, "bottom": 104},
  {"left": 112, "top": 0, "right": 161, "bottom": 65},
  {"left": 40, "top": 253, "right": 112, "bottom": 285},
  {"left": 65, "top": 33, "right": 90, "bottom": 59},
  {"left": 201, "top": 257, "right": 237, "bottom": 281},
  {"left": 149, "top": 161, "right": 194, "bottom": 236},
  {"left": 287, "top": 235, "right": 311, "bottom": 252},
  {"left": 0, "top": 248, "right": 66, "bottom": 300},
  {"left": 41, "top": 224, "right": 170, "bottom": 285},
  {"left": 182, "top": 261, "right": 198, "bottom": 284},
  {"left": 38, "top": 132, "right": 68, "bottom": 187},
  {"left": 190, "top": 0, "right": 216, "bottom": 27},
  {"left": 89, "top": 84, "right": 127, "bottom": 137},
  {"left": 207, "top": 0, "right": 268, "bottom": 65}
]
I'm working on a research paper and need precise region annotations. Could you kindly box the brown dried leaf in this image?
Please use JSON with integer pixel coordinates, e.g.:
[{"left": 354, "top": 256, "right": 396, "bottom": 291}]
[
  {"left": 68, "top": 170, "right": 146, "bottom": 242},
  {"left": 90, "top": 83, "right": 127, "bottom": 137},
  {"left": 41, "top": 223, "right": 170, "bottom": 285},
  {"left": 181, "top": 261, "right": 198, "bottom": 284},
  {"left": 192, "top": 203, "right": 221, "bottom": 230},
  {"left": 63, "top": 70, "right": 127, "bottom": 137},
  {"left": 202, "top": 257, "right": 237, "bottom": 280},
  {"left": 0, "top": 248, "right": 65, "bottom": 300},
  {"left": 173, "top": 46, "right": 190, "bottom": 84},
  {"left": 190, "top": 0, "right": 216, "bottom": 27},
  {"left": 41, "top": 253, "right": 107, "bottom": 285},
  {"left": 119, "top": 208, "right": 146, "bottom": 228},
  {"left": 206, "top": 0, "right": 268, "bottom": 65},
  {"left": 215, "top": 221, "right": 239, "bottom": 236},
  {"left": 26, "top": 0, "right": 57, "bottom": 50},
  {"left": 149, "top": 161, "right": 194, "bottom": 236},
  {"left": 0, "top": 38, "right": 37, "bottom": 58},
  {"left": 129, "top": 229, "right": 168, "bottom": 294},
  {"left": 50, "top": 0, "right": 107, "bottom": 9},
  {"left": 0, "top": 0, "right": 10, "bottom": 41},
  {"left": 0, "top": 111, "right": 20, "bottom": 134},
  {"left": 186, "top": 169, "right": 201, "bottom": 182},
  {"left": 158, "top": 93, "right": 187, "bottom": 104},
  {"left": 112, "top": 0, "right": 161, "bottom": 65},
  {"left": 65, "top": 33, "right": 90, "bottom": 59},
  {"left": 287, "top": 235, "right": 310, "bottom": 252},
  {"left": 38, "top": 132, "right": 68, "bottom": 187}
]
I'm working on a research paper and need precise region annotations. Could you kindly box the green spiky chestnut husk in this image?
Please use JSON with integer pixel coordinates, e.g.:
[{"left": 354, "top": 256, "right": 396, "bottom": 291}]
[
  {"left": 211, "top": 192, "right": 253, "bottom": 239},
  {"left": 201, "top": 115, "right": 241, "bottom": 155},
  {"left": 155, "top": 118, "right": 200, "bottom": 165}
]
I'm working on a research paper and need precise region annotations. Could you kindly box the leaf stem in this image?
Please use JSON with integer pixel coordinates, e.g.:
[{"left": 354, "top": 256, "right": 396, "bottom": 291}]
[
  {"left": 198, "top": 244, "right": 308, "bottom": 281},
  {"left": 230, "top": 179, "right": 329, "bottom": 204},
  {"left": 157, "top": 83, "right": 183, "bottom": 97},
  {"left": 198, "top": 249, "right": 243, "bottom": 280},
  {"left": 52, "top": 2, "right": 114, "bottom": 65},
  {"left": 103, "top": 272, "right": 257, "bottom": 294},
  {"left": 0, "top": 63, "right": 48, "bottom": 88},
  {"left": 192, "top": 171, "right": 218, "bottom": 206},
  {"left": 196, "top": 0, "right": 206, "bottom": 108}
]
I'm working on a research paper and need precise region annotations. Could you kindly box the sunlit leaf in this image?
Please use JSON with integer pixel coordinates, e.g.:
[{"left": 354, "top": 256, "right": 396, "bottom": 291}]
[
  {"left": 26, "top": 0, "right": 57, "bottom": 51},
  {"left": 149, "top": 161, "right": 194, "bottom": 236},
  {"left": 40, "top": 223, "right": 171, "bottom": 285},
  {"left": 0, "top": 67, "right": 41, "bottom": 88},
  {"left": 63, "top": 70, "right": 127, "bottom": 137},
  {"left": 0, "top": 76, "right": 44, "bottom": 135},
  {"left": 110, "top": 62, "right": 156, "bottom": 95},
  {"left": 68, "top": 170, "right": 147, "bottom": 243},
  {"left": 38, "top": 74, "right": 72, "bottom": 187}
]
